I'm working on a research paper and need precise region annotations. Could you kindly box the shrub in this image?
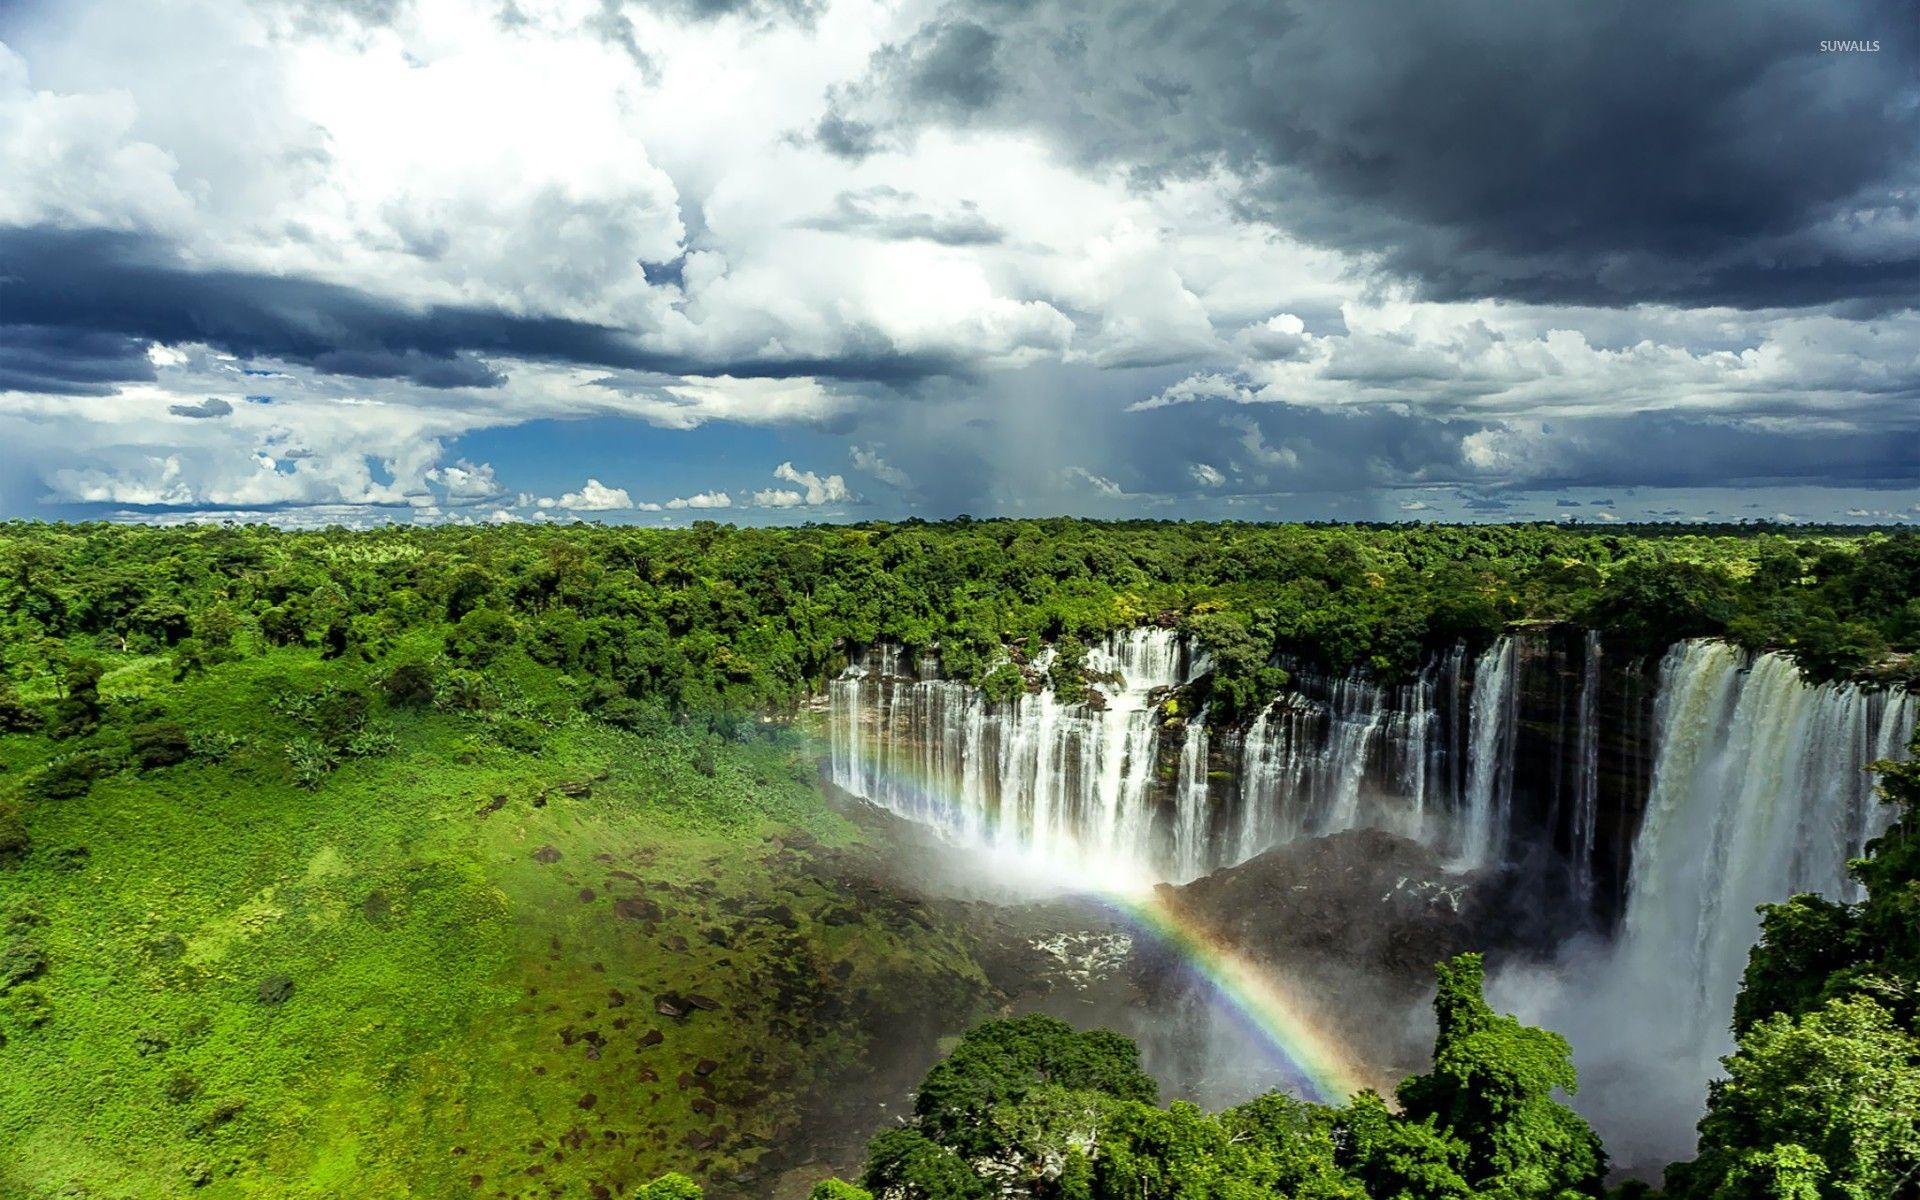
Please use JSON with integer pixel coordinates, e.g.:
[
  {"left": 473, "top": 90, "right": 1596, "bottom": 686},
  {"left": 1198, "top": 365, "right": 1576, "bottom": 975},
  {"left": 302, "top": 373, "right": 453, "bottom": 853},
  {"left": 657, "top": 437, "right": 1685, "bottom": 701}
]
[
  {"left": 33, "top": 752, "right": 112, "bottom": 801},
  {"left": 0, "top": 688, "right": 39, "bottom": 733},
  {"left": 0, "top": 937, "right": 48, "bottom": 991},
  {"left": 131, "top": 721, "right": 192, "bottom": 769},
  {"left": 187, "top": 729, "right": 240, "bottom": 762},
  {"left": 342, "top": 724, "right": 399, "bottom": 759},
  {"left": 0, "top": 801, "right": 26, "bottom": 862},
  {"left": 445, "top": 608, "right": 517, "bottom": 666},
  {"left": 285, "top": 738, "right": 339, "bottom": 790},
  {"left": 489, "top": 716, "right": 545, "bottom": 754},
  {"left": 381, "top": 661, "right": 437, "bottom": 708}
]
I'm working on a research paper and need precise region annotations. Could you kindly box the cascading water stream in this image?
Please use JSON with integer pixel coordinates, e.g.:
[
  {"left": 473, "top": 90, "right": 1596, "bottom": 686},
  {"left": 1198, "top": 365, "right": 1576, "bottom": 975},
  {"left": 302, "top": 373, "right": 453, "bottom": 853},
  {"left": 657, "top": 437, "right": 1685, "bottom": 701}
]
[
  {"left": 1610, "top": 642, "right": 1917, "bottom": 1047},
  {"left": 1172, "top": 711, "right": 1211, "bottom": 883},
  {"left": 1503, "top": 638, "right": 1918, "bottom": 1167},
  {"left": 1451, "top": 636, "right": 1519, "bottom": 870},
  {"left": 828, "top": 628, "right": 1198, "bottom": 882},
  {"left": 1569, "top": 630, "right": 1602, "bottom": 903}
]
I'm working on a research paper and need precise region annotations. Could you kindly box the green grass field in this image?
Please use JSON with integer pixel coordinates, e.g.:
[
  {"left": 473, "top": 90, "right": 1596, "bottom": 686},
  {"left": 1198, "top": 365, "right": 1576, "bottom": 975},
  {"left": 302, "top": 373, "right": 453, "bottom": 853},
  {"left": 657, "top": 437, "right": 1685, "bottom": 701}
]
[{"left": 0, "top": 649, "right": 994, "bottom": 1198}]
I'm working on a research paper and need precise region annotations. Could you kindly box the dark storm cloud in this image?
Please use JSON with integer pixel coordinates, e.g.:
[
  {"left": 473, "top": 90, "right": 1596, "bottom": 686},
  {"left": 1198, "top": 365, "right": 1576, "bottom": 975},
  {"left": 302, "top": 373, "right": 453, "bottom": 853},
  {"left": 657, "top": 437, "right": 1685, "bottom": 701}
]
[
  {"left": 167, "top": 398, "right": 234, "bottom": 419},
  {"left": 795, "top": 187, "right": 1005, "bottom": 246},
  {"left": 839, "top": 0, "right": 1920, "bottom": 308},
  {"left": 0, "top": 326, "right": 156, "bottom": 395},
  {"left": 812, "top": 109, "right": 885, "bottom": 159},
  {"left": 0, "top": 226, "right": 968, "bottom": 388}
]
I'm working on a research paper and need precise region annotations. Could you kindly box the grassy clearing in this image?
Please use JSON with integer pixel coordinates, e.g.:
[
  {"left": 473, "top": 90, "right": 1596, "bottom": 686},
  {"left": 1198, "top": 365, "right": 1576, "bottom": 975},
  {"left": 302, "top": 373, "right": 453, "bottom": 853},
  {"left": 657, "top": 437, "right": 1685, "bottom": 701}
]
[{"left": 0, "top": 649, "right": 994, "bottom": 1199}]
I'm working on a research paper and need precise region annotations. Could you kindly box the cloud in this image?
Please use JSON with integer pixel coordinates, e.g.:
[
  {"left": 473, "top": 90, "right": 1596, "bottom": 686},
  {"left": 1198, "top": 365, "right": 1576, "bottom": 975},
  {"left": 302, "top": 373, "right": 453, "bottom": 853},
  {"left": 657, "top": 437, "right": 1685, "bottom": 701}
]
[
  {"left": 851, "top": 445, "right": 912, "bottom": 489},
  {"left": 796, "top": 186, "right": 1004, "bottom": 246},
  {"left": 1064, "top": 466, "right": 1126, "bottom": 497},
  {"left": 540, "top": 478, "right": 635, "bottom": 511},
  {"left": 427, "top": 460, "right": 505, "bottom": 501},
  {"left": 1131, "top": 372, "right": 1257, "bottom": 411},
  {"left": 752, "top": 461, "right": 856, "bottom": 507},
  {"left": 664, "top": 490, "right": 733, "bottom": 509},
  {"left": 166, "top": 397, "right": 233, "bottom": 419},
  {"left": 838, "top": 0, "right": 1920, "bottom": 309},
  {"left": 0, "top": 0, "right": 1915, "bottom": 528}
]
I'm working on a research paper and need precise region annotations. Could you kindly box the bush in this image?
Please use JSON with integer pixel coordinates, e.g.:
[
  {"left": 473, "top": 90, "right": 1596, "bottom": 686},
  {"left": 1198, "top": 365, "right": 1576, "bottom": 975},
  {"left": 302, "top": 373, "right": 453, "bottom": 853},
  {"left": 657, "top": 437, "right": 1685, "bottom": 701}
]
[
  {"left": 445, "top": 608, "right": 517, "bottom": 666},
  {"left": 592, "top": 692, "right": 672, "bottom": 736},
  {"left": 634, "top": 1174, "right": 704, "bottom": 1200},
  {"left": 381, "top": 662, "right": 437, "bottom": 708},
  {"left": 0, "top": 688, "right": 39, "bottom": 733},
  {"left": 187, "top": 729, "right": 240, "bottom": 762},
  {"left": 130, "top": 721, "right": 192, "bottom": 769},
  {"left": 0, "top": 937, "right": 48, "bottom": 991},
  {"left": 489, "top": 716, "right": 546, "bottom": 754},
  {"left": 33, "top": 752, "right": 112, "bottom": 801},
  {"left": 342, "top": 724, "right": 399, "bottom": 759},
  {"left": 0, "top": 800, "right": 26, "bottom": 862},
  {"left": 285, "top": 738, "right": 339, "bottom": 790}
]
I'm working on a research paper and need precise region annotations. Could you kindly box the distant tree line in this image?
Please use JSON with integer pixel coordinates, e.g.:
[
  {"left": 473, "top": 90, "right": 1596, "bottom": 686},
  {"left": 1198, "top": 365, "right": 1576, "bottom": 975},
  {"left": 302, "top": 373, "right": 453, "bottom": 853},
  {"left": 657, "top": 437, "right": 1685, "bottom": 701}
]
[{"left": 1, "top": 519, "right": 1913, "bottom": 734}]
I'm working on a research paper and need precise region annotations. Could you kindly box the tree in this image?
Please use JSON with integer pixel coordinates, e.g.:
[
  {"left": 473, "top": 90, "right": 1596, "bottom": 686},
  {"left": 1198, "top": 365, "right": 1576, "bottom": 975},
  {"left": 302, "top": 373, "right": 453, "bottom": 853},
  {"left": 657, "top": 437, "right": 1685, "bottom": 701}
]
[
  {"left": 48, "top": 656, "right": 105, "bottom": 740},
  {"left": 1671, "top": 997, "right": 1920, "bottom": 1200},
  {"left": 909, "top": 1014, "right": 1158, "bottom": 1157},
  {"left": 1396, "top": 954, "right": 1606, "bottom": 1198},
  {"left": 634, "top": 1173, "right": 704, "bottom": 1200}
]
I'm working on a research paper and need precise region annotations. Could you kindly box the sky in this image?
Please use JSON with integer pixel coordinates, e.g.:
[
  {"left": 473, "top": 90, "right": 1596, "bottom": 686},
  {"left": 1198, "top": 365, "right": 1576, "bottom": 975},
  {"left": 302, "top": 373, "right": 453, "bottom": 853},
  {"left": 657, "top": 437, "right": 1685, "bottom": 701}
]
[{"left": 0, "top": 0, "right": 1915, "bottom": 528}]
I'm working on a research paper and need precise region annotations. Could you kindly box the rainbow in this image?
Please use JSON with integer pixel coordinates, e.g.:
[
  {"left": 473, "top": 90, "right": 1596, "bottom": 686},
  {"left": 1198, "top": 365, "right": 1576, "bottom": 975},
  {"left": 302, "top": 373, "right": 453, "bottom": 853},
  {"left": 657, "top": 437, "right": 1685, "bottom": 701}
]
[
  {"left": 1096, "top": 888, "right": 1375, "bottom": 1103},
  {"left": 820, "top": 742, "right": 1377, "bottom": 1105}
]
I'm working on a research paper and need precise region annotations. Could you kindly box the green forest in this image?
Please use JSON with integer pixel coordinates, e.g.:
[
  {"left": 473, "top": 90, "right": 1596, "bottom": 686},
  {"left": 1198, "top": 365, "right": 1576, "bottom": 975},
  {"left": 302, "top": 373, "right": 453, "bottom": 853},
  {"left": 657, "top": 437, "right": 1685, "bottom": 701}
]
[{"left": 2, "top": 518, "right": 1917, "bottom": 1199}]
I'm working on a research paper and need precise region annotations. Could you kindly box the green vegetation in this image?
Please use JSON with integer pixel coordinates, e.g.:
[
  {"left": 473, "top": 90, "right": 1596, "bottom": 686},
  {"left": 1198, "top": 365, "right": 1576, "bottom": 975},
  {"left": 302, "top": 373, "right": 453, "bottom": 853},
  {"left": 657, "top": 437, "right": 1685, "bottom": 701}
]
[
  {"left": 0, "top": 638, "right": 995, "bottom": 1197},
  {"left": 644, "top": 951, "right": 1603, "bottom": 1200},
  {"left": 0, "top": 520, "right": 1914, "bottom": 734},
  {"left": 2, "top": 518, "right": 1917, "bottom": 1197},
  {"left": 641, "top": 743, "right": 1920, "bottom": 1200}
]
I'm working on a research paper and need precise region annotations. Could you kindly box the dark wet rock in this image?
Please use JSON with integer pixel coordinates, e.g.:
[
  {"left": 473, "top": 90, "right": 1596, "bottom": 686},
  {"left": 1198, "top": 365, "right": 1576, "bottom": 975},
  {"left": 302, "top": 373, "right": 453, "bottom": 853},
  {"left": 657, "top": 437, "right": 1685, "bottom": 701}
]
[
  {"left": 654, "top": 995, "right": 689, "bottom": 1019},
  {"left": 256, "top": 974, "right": 294, "bottom": 1005},
  {"left": 532, "top": 845, "right": 562, "bottom": 864},
  {"left": 360, "top": 889, "right": 392, "bottom": 927},
  {"left": 578, "top": 888, "right": 597, "bottom": 903},
  {"left": 637, "top": 1028, "right": 664, "bottom": 1047},
  {"left": 664, "top": 935, "right": 689, "bottom": 952},
  {"left": 1158, "top": 828, "right": 1514, "bottom": 988},
  {"left": 691, "top": 1096, "right": 717, "bottom": 1116},
  {"left": 577, "top": 1093, "right": 597, "bottom": 1110},
  {"left": 684, "top": 993, "right": 721, "bottom": 1012},
  {"left": 694, "top": 1058, "right": 718, "bottom": 1076},
  {"left": 556, "top": 780, "right": 593, "bottom": 799},
  {"left": 478, "top": 795, "right": 508, "bottom": 816}
]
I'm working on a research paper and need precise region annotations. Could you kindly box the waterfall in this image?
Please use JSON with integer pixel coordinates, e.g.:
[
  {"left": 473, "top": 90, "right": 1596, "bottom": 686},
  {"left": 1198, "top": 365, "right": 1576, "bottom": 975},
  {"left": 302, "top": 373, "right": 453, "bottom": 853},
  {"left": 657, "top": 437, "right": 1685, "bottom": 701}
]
[
  {"left": 1569, "top": 630, "right": 1602, "bottom": 903},
  {"left": 830, "top": 628, "right": 1913, "bottom": 925},
  {"left": 828, "top": 627, "right": 1196, "bottom": 881},
  {"left": 1511, "top": 640, "right": 1920, "bottom": 1165},
  {"left": 1451, "top": 636, "right": 1519, "bottom": 870},
  {"left": 1612, "top": 641, "right": 1917, "bottom": 1047},
  {"left": 1172, "top": 712, "right": 1211, "bottom": 882}
]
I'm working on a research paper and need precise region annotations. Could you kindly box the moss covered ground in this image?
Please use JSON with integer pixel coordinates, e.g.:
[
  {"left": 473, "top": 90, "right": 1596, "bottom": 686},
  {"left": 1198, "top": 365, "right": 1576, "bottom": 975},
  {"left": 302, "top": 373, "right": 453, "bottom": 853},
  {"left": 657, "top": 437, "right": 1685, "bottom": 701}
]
[{"left": 0, "top": 648, "right": 995, "bottom": 1198}]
